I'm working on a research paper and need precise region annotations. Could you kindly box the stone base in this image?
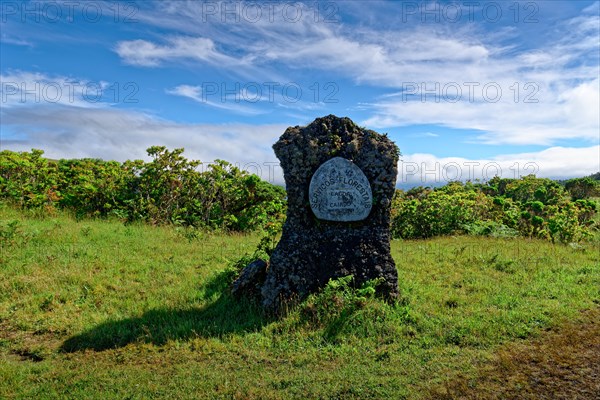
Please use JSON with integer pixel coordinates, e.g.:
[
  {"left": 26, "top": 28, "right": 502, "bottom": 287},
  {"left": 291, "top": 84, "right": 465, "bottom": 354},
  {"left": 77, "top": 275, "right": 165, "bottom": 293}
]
[
  {"left": 231, "top": 259, "right": 267, "bottom": 301},
  {"left": 261, "top": 224, "right": 398, "bottom": 312}
]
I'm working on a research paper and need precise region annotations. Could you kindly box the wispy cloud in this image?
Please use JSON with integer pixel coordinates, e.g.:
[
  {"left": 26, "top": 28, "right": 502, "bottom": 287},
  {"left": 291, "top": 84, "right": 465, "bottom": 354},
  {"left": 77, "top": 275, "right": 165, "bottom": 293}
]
[
  {"left": 114, "top": 2, "right": 599, "bottom": 147},
  {"left": 2, "top": 104, "right": 288, "bottom": 182},
  {"left": 399, "top": 146, "right": 599, "bottom": 186},
  {"left": 362, "top": 78, "right": 600, "bottom": 146},
  {"left": 115, "top": 36, "right": 247, "bottom": 67},
  {"left": 166, "top": 84, "right": 265, "bottom": 115},
  {"left": 0, "top": 71, "right": 111, "bottom": 109},
  {"left": 4, "top": 102, "right": 596, "bottom": 186},
  {"left": 0, "top": 34, "right": 33, "bottom": 47}
]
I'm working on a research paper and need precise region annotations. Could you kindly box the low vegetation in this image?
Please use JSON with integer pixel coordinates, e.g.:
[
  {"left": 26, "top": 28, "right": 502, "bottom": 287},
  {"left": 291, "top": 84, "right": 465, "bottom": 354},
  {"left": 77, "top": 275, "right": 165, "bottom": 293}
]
[
  {"left": 391, "top": 176, "right": 599, "bottom": 243},
  {"left": 1, "top": 205, "right": 598, "bottom": 399},
  {"left": 1, "top": 148, "right": 598, "bottom": 398},
  {"left": 0, "top": 147, "right": 286, "bottom": 231},
  {"left": 2, "top": 148, "right": 598, "bottom": 244}
]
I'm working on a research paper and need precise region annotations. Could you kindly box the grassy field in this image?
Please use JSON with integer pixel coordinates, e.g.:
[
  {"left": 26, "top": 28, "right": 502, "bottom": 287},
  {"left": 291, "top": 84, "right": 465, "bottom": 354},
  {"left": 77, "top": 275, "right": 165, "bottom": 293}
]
[{"left": 1, "top": 203, "right": 599, "bottom": 399}]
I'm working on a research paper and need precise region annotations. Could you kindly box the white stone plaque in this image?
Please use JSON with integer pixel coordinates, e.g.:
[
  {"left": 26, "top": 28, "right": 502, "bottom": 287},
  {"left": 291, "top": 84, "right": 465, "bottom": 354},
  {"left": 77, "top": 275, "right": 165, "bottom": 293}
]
[{"left": 309, "top": 157, "right": 372, "bottom": 221}]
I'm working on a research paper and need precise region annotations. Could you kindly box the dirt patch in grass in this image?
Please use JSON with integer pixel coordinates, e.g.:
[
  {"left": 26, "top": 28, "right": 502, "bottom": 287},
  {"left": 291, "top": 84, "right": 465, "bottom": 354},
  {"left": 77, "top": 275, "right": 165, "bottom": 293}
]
[
  {"left": 433, "top": 307, "right": 600, "bottom": 399},
  {"left": 0, "top": 320, "right": 64, "bottom": 363}
]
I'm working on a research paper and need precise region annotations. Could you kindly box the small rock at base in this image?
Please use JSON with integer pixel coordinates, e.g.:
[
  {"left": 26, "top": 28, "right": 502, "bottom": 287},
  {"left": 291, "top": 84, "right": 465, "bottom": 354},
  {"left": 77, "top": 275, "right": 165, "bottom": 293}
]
[{"left": 231, "top": 259, "right": 268, "bottom": 300}]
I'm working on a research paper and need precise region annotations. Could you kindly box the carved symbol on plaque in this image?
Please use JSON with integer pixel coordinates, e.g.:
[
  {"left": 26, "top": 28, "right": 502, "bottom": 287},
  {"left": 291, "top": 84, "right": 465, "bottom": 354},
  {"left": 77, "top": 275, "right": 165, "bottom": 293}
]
[{"left": 309, "top": 157, "right": 372, "bottom": 222}]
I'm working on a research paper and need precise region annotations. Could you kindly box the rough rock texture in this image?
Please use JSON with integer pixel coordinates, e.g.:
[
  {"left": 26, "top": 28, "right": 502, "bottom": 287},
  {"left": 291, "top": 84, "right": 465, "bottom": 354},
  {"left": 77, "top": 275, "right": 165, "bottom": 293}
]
[
  {"left": 231, "top": 259, "right": 267, "bottom": 300},
  {"left": 261, "top": 115, "right": 400, "bottom": 313}
]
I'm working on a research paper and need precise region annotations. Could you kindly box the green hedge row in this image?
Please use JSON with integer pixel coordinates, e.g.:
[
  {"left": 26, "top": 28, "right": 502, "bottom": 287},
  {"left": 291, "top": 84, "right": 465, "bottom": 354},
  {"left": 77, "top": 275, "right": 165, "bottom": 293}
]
[
  {"left": 391, "top": 176, "right": 599, "bottom": 243},
  {"left": 2, "top": 148, "right": 597, "bottom": 242},
  {"left": 0, "top": 147, "right": 286, "bottom": 232}
]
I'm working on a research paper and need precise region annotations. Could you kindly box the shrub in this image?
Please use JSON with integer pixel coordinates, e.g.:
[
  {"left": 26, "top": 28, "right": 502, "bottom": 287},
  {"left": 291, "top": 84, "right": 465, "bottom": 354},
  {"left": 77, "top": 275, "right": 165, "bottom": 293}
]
[
  {"left": 0, "top": 147, "right": 285, "bottom": 232},
  {"left": 564, "top": 177, "right": 600, "bottom": 200},
  {"left": 391, "top": 176, "right": 597, "bottom": 243}
]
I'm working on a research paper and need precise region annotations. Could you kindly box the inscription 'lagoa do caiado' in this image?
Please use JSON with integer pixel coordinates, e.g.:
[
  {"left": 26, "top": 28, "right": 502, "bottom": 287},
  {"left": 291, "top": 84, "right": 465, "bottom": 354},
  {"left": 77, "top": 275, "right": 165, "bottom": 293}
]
[{"left": 309, "top": 157, "right": 372, "bottom": 222}]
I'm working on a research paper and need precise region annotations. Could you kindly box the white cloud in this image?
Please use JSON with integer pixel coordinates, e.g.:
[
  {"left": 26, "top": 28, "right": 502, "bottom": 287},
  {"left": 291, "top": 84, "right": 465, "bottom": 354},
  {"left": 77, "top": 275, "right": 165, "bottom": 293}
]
[
  {"left": 0, "top": 71, "right": 109, "bottom": 109},
  {"left": 115, "top": 3, "right": 599, "bottom": 146},
  {"left": 166, "top": 84, "right": 265, "bottom": 115},
  {"left": 362, "top": 77, "right": 600, "bottom": 146},
  {"left": 167, "top": 84, "right": 202, "bottom": 100},
  {"left": 166, "top": 83, "right": 328, "bottom": 115},
  {"left": 115, "top": 36, "right": 246, "bottom": 67},
  {"left": 3, "top": 103, "right": 597, "bottom": 187},
  {"left": 399, "top": 146, "right": 600, "bottom": 186},
  {"left": 582, "top": 1, "right": 599, "bottom": 14},
  {"left": 2, "top": 105, "right": 288, "bottom": 183},
  {"left": 0, "top": 34, "right": 33, "bottom": 47}
]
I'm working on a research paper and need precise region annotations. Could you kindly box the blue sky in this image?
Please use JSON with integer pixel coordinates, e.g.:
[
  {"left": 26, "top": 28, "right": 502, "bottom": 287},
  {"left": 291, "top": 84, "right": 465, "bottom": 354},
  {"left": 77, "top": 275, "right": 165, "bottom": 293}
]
[{"left": 1, "top": 0, "right": 599, "bottom": 187}]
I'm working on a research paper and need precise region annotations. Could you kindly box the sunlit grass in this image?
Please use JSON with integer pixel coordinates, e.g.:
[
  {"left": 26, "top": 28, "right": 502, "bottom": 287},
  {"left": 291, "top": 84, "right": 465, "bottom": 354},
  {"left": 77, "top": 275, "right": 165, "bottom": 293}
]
[{"left": 1, "top": 204, "right": 598, "bottom": 399}]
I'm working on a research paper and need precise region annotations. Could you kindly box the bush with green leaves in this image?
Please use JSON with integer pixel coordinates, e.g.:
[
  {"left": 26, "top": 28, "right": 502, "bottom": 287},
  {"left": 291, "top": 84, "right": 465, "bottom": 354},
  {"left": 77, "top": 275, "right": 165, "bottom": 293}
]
[
  {"left": 0, "top": 147, "right": 285, "bottom": 232},
  {"left": 391, "top": 175, "right": 598, "bottom": 243},
  {"left": 56, "top": 158, "right": 137, "bottom": 218},
  {"left": 391, "top": 181, "right": 493, "bottom": 239},
  {"left": 564, "top": 177, "right": 600, "bottom": 200},
  {"left": 2, "top": 148, "right": 597, "bottom": 241},
  {"left": 0, "top": 149, "right": 59, "bottom": 210}
]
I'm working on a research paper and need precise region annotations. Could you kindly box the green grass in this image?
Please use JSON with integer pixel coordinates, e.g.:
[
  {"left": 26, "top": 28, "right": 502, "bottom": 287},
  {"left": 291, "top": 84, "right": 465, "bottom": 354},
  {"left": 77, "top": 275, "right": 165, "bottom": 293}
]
[{"left": 1, "top": 204, "right": 599, "bottom": 399}]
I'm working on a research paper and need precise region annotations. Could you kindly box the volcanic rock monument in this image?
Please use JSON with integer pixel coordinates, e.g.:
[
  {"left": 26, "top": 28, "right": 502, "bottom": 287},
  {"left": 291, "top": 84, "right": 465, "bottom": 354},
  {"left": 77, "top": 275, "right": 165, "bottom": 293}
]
[{"left": 233, "top": 115, "right": 400, "bottom": 313}]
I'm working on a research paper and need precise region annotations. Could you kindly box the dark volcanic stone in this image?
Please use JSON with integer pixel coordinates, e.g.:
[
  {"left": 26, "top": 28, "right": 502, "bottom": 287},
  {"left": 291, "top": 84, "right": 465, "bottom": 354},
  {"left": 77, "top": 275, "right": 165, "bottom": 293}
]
[
  {"left": 261, "top": 115, "right": 400, "bottom": 313},
  {"left": 231, "top": 259, "right": 267, "bottom": 300}
]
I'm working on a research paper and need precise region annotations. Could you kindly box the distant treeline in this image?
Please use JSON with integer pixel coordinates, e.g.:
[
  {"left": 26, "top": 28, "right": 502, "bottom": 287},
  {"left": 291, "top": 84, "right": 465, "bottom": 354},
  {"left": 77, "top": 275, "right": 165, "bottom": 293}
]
[
  {"left": 391, "top": 174, "right": 599, "bottom": 243},
  {"left": 0, "top": 147, "right": 286, "bottom": 231},
  {"left": 1, "top": 148, "right": 598, "bottom": 242}
]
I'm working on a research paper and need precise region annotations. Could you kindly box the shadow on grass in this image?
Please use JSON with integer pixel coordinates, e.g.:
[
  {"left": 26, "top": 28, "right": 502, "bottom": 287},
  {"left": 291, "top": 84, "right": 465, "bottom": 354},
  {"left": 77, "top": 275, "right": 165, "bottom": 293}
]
[{"left": 61, "top": 270, "right": 270, "bottom": 352}]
